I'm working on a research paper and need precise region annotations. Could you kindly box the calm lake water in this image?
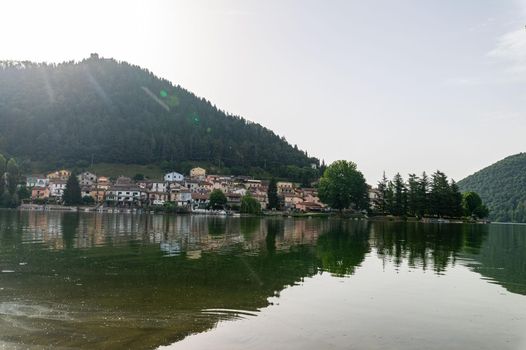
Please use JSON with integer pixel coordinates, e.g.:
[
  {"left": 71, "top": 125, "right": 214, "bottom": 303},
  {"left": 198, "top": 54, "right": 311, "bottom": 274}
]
[{"left": 0, "top": 211, "right": 525, "bottom": 349}]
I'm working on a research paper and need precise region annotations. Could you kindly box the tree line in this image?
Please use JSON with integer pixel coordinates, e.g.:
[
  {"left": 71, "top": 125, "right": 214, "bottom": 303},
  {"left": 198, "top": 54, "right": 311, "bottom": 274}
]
[
  {"left": 374, "top": 171, "right": 488, "bottom": 219},
  {"left": 315, "top": 161, "right": 488, "bottom": 219}
]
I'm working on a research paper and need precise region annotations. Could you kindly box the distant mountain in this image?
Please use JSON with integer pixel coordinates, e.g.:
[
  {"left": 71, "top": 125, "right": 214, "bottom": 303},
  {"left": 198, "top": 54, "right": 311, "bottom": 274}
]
[
  {"left": 458, "top": 153, "right": 526, "bottom": 222},
  {"left": 0, "top": 55, "right": 319, "bottom": 182}
]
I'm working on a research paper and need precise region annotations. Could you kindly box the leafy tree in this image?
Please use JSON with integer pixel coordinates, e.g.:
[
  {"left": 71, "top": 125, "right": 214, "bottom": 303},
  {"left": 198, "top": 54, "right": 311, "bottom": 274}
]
[
  {"left": 240, "top": 194, "right": 261, "bottom": 214},
  {"left": 267, "top": 178, "right": 279, "bottom": 210},
  {"left": 63, "top": 173, "right": 82, "bottom": 206},
  {"left": 473, "top": 204, "right": 489, "bottom": 219},
  {"left": 462, "top": 191, "right": 489, "bottom": 219},
  {"left": 318, "top": 160, "right": 368, "bottom": 212},
  {"left": 209, "top": 189, "right": 227, "bottom": 210},
  {"left": 462, "top": 191, "right": 483, "bottom": 216}
]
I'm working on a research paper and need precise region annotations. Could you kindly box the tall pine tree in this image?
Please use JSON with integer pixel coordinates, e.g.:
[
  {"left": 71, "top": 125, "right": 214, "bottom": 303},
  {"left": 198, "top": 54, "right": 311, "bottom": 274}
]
[
  {"left": 63, "top": 173, "right": 82, "bottom": 206},
  {"left": 267, "top": 178, "right": 279, "bottom": 210}
]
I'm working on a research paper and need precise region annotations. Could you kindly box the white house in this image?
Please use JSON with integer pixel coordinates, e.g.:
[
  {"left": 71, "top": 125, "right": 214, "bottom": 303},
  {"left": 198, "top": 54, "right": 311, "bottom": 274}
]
[
  {"left": 26, "top": 175, "right": 48, "bottom": 188},
  {"left": 164, "top": 171, "right": 184, "bottom": 182},
  {"left": 106, "top": 185, "right": 146, "bottom": 207},
  {"left": 49, "top": 180, "right": 67, "bottom": 198},
  {"left": 78, "top": 172, "right": 98, "bottom": 186}
]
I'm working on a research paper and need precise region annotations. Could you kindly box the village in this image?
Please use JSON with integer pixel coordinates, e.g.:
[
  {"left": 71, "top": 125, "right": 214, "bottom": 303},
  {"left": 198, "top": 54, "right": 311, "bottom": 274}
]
[{"left": 23, "top": 167, "right": 327, "bottom": 213}]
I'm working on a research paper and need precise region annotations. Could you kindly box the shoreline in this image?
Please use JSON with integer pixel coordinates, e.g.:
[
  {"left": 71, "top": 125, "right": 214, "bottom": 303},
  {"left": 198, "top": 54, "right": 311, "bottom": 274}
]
[{"left": 13, "top": 205, "right": 490, "bottom": 223}]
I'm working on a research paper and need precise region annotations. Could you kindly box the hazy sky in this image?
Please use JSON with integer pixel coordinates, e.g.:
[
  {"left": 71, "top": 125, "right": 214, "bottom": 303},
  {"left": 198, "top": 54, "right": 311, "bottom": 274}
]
[{"left": 1, "top": 0, "right": 525, "bottom": 183}]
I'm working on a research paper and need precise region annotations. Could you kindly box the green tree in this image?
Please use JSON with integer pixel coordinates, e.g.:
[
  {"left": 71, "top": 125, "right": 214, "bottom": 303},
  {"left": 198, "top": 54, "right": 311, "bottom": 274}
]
[
  {"left": 392, "top": 173, "right": 407, "bottom": 216},
  {"left": 267, "top": 178, "right": 279, "bottom": 210},
  {"left": 240, "top": 194, "right": 261, "bottom": 214},
  {"left": 449, "top": 180, "right": 463, "bottom": 217},
  {"left": 318, "top": 160, "right": 369, "bottom": 212},
  {"left": 385, "top": 180, "right": 395, "bottom": 214},
  {"left": 82, "top": 195, "right": 95, "bottom": 205},
  {"left": 462, "top": 191, "right": 489, "bottom": 219},
  {"left": 374, "top": 172, "right": 388, "bottom": 213},
  {"left": 0, "top": 153, "right": 6, "bottom": 197},
  {"left": 429, "top": 171, "right": 450, "bottom": 217},
  {"left": 17, "top": 185, "right": 31, "bottom": 201},
  {"left": 416, "top": 172, "right": 429, "bottom": 217},
  {"left": 209, "top": 189, "right": 227, "bottom": 210},
  {"left": 462, "top": 191, "right": 482, "bottom": 216},
  {"left": 6, "top": 158, "right": 19, "bottom": 196},
  {"left": 406, "top": 173, "right": 420, "bottom": 217},
  {"left": 63, "top": 173, "right": 82, "bottom": 206}
]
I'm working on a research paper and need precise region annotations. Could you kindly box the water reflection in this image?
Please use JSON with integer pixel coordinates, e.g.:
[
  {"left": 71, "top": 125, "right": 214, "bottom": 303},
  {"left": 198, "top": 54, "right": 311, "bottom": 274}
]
[{"left": 0, "top": 211, "right": 523, "bottom": 349}]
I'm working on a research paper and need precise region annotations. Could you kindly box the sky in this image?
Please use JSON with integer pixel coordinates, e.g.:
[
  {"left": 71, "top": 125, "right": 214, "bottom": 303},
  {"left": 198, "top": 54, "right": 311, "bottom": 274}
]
[{"left": 1, "top": 0, "right": 525, "bottom": 183}]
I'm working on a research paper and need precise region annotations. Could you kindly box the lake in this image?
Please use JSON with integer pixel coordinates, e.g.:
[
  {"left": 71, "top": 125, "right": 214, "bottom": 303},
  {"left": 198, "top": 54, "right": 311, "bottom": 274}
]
[{"left": 0, "top": 211, "right": 525, "bottom": 349}]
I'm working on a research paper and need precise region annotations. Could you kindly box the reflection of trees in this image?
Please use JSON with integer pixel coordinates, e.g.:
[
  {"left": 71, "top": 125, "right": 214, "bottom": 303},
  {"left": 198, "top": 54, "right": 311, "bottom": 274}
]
[
  {"left": 61, "top": 213, "right": 79, "bottom": 249},
  {"left": 463, "top": 224, "right": 526, "bottom": 295},
  {"left": 240, "top": 217, "right": 261, "bottom": 237},
  {"left": 265, "top": 219, "right": 283, "bottom": 255},
  {"left": 4, "top": 210, "right": 526, "bottom": 349},
  {"left": 207, "top": 217, "right": 227, "bottom": 235},
  {"left": 0, "top": 211, "right": 322, "bottom": 349},
  {"left": 371, "top": 222, "right": 488, "bottom": 273},
  {"left": 316, "top": 221, "right": 370, "bottom": 277}
]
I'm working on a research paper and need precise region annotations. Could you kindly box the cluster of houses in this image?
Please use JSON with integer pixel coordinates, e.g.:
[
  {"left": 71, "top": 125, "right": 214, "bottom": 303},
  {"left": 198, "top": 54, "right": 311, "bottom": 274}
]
[{"left": 24, "top": 167, "right": 326, "bottom": 212}]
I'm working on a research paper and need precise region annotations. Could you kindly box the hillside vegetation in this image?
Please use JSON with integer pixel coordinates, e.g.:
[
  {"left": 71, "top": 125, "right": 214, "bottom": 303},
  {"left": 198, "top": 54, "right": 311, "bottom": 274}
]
[
  {"left": 0, "top": 55, "right": 319, "bottom": 182},
  {"left": 458, "top": 153, "right": 526, "bottom": 222}
]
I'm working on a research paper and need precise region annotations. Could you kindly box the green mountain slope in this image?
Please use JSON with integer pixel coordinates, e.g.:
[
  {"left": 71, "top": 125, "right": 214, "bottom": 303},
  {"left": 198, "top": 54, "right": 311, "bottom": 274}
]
[
  {"left": 0, "top": 55, "right": 318, "bottom": 181},
  {"left": 458, "top": 153, "right": 526, "bottom": 222}
]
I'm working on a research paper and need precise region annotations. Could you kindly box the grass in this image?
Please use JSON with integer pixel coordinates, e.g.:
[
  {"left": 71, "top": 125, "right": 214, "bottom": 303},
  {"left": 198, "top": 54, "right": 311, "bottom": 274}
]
[{"left": 87, "top": 163, "right": 165, "bottom": 180}]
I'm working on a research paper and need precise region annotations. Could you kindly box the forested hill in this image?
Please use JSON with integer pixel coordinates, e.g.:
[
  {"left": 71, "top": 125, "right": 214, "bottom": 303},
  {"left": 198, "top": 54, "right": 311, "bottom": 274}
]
[
  {"left": 458, "top": 153, "right": 526, "bottom": 222},
  {"left": 0, "top": 55, "right": 319, "bottom": 181}
]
